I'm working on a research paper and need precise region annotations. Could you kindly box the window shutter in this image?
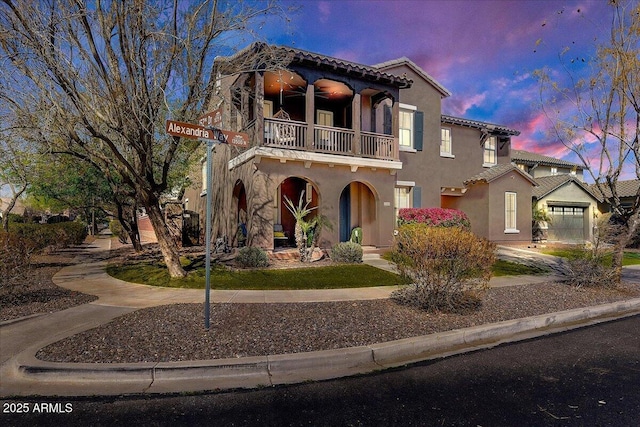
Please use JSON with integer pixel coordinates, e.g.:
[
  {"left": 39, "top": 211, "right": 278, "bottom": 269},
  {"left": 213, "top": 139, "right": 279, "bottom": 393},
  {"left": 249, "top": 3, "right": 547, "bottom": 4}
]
[
  {"left": 412, "top": 186, "right": 422, "bottom": 208},
  {"left": 383, "top": 105, "right": 392, "bottom": 135},
  {"left": 413, "top": 110, "right": 424, "bottom": 151}
]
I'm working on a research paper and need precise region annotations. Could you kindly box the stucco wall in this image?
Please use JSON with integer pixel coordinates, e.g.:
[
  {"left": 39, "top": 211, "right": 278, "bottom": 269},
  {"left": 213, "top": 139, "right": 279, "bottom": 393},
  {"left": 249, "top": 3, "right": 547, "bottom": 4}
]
[
  {"left": 486, "top": 171, "right": 533, "bottom": 243},
  {"left": 392, "top": 64, "right": 443, "bottom": 208}
]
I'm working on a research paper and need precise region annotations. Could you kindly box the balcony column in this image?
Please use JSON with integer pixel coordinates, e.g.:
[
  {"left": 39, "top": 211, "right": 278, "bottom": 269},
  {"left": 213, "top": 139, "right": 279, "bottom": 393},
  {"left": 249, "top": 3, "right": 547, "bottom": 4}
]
[
  {"left": 352, "top": 93, "right": 361, "bottom": 155},
  {"left": 254, "top": 71, "right": 264, "bottom": 146},
  {"left": 305, "top": 83, "right": 315, "bottom": 150},
  {"left": 392, "top": 100, "right": 400, "bottom": 160}
]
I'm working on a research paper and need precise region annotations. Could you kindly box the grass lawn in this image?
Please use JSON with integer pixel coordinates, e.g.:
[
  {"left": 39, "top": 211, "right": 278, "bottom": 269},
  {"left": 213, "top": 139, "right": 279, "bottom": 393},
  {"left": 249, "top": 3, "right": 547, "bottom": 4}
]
[
  {"left": 541, "top": 248, "right": 640, "bottom": 266},
  {"left": 107, "top": 256, "right": 550, "bottom": 290},
  {"left": 491, "top": 260, "right": 550, "bottom": 276},
  {"left": 107, "top": 261, "right": 409, "bottom": 290}
]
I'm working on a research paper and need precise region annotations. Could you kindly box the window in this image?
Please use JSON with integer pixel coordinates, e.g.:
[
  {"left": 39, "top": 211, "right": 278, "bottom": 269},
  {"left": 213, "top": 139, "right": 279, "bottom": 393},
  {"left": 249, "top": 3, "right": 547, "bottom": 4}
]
[
  {"left": 394, "top": 186, "right": 412, "bottom": 219},
  {"left": 440, "top": 127, "right": 453, "bottom": 157},
  {"left": 505, "top": 192, "right": 518, "bottom": 233},
  {"left": 483, "top": 136, "right": 497, "bottom": 166},
  {"left": 263, "top": 100, "right": 273, "bottom": 118},
  {"left": 550, "top": 167, "right": 558, "bottom": 175},
  {"left": 316, "top": 109, "right": 333, "bottom": 127},
  {"left": 399, "top": 109, "right": 413, "bottom": 148}
]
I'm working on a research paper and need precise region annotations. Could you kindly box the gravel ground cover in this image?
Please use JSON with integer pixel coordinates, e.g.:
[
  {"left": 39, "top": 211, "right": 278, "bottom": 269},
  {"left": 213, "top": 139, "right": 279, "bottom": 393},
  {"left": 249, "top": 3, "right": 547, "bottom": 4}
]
[
  {"left": 5, "top": 239, "right": 639, "bottom": 364},
  {"left": 0, "top": 251, "right": 97, "bottom": 322},
  {"left": 36, "top": 281, "right": 640, "bottom": 363}
]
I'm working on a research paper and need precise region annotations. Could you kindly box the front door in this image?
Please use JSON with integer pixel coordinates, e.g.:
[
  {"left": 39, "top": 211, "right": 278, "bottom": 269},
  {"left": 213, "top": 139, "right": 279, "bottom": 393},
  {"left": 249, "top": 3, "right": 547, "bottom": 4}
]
[{"left": 339, "top": 187, "right": 351, "bottom": 242}]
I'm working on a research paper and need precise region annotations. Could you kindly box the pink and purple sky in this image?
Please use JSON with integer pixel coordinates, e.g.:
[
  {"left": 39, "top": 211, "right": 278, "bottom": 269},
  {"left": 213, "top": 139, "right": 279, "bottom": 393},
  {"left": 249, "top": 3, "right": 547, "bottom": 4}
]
[{"left": 267, "top": 0, "right": 622, "bottom": 174}]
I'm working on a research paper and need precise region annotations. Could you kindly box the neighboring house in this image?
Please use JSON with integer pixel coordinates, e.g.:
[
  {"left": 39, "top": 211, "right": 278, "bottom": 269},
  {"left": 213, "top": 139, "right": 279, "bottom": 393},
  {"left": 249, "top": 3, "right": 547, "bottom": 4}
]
[
  {"left": 0, "top": 197, "right": 26, "bottom": 218},
  {"left": 183, "top": 44, "right": 534, "bottom": 250},
  {"left": 532, "top": 174, "right": 601, "bottom": 242},
  {"left": 511, "top": 149, "right": 605, "bottom": 243},
  {"left": 590, "top": 179, "right": 640, "bottom": 216},
  {"left": 511, "top": 149, "right": 583, "bottom": 180}
]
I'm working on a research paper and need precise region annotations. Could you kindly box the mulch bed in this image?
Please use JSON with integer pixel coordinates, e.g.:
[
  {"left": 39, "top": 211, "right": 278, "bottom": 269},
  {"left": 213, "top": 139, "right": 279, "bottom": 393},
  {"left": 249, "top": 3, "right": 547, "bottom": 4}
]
[
  {"left": 36, "top": 281, "right": 640, "bottom": 363},
  {"left": 0, "top": 252, "right": 98, "bottom": 322}
]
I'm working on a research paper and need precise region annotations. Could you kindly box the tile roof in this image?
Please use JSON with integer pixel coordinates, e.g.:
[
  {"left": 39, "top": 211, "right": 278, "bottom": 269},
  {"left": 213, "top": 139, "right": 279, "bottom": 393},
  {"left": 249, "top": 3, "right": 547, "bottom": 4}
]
[
  {"left": 590, "top": 179, "right": 640, "bottom": 199},
  {"left": 464, "top": 164, "right": 536, "bottom": 185},
  {"left": 441, "top": 115, "right": 520, "bottom": 136},
  {"left": 511, "top": 150, "right": 582, "bottom": 169},
  {"left": 373, "top": 57, "right": 451, "bottom": 98},
  {"left": 533, "top": 175, "right": 601, "bottom": 201},
  {"left": 216, "top": 43, "right": 413, "bottom": 89}
]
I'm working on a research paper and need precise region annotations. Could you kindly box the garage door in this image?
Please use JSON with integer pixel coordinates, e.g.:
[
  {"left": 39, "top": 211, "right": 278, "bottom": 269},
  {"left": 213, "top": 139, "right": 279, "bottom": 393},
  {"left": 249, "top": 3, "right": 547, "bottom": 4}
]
[{"left": 547, "top": 206, "right": 585, "bottom": 242}]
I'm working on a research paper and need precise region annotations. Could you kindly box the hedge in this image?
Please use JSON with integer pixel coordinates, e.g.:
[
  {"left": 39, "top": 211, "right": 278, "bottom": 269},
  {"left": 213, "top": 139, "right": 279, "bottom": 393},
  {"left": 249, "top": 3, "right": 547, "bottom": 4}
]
[
  {"left": 397, "top": 207, "right": 470, "bottom": 229},
  {"left": 9, "top": 221, "right": 87, "bottom": 252}
]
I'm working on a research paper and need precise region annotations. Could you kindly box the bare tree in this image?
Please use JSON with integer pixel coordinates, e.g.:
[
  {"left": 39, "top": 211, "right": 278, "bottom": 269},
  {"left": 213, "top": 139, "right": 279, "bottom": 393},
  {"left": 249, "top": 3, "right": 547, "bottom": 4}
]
[
  {"left": 0, "top": 0, "right": 289, "bottom": 277},
  {"left": 536, "top": 0, "right": 640, "bottom": 282}
]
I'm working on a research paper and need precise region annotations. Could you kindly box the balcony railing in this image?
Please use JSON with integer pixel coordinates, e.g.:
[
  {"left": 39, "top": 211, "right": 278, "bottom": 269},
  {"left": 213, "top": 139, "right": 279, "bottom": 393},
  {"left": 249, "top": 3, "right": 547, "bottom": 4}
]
[
  {"left": 241, "top": 118, "right": 399, "bottom": 161},
  {"left": 314, "top": 125, "right": 354, "bottom": 154},
  {"left": 360, "top": 131, "right": 397, "bottom": 161},
  {"left": 264, "top": 118, "right": 307, "bottom": 149}
]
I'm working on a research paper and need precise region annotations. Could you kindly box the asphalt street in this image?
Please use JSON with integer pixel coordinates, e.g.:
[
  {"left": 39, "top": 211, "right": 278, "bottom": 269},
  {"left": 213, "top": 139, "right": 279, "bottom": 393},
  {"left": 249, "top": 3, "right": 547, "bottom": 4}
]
[{"left": 2, "top": 314, "right": 639, "bottom": 427}]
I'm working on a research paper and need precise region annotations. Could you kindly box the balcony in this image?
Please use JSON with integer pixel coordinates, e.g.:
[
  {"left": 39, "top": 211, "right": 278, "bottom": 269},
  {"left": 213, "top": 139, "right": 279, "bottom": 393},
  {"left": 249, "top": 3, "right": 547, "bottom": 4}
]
[{"left": 245, "top": 118, "right": 398, "bottom": 162}]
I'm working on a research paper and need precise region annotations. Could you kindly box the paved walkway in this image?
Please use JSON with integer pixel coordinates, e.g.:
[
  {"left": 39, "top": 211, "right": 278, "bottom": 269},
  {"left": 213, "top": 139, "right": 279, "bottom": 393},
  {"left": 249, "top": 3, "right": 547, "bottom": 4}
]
[{"left": 1, "top": 236, "right": 638, "bottom": 397}]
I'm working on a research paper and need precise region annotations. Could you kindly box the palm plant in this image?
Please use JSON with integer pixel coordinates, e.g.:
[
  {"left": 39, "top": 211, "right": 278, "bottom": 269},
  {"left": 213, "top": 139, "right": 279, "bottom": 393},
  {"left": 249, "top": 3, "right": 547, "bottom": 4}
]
[{"left": 284, "top": 191, "right": 317, "bottom": 262}]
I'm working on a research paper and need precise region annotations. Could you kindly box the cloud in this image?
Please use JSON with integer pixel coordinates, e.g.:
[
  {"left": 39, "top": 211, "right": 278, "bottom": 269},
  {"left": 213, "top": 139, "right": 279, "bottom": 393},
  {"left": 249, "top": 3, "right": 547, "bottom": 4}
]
[
  {"left": 317, "top": 1, "right": 331, "bottom": 24},
  {"left": 444, "top": 92, "right": 488, "bottom": 117}
]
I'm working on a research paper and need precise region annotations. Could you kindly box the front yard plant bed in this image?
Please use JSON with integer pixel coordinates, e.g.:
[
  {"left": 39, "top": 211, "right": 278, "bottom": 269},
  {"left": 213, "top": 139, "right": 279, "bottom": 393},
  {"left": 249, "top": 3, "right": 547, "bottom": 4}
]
[
  {"left": 0, "top": 252, "right": 98, "bottom": 322},
  {"left": 107, "top": 250, "right": 548, "bottom": 291},
  {"left": 107, "top": 261, "right": 409, "bottom": 290},
  {"left": 36, "top": 281, "right": 640, "bottom": 363}
]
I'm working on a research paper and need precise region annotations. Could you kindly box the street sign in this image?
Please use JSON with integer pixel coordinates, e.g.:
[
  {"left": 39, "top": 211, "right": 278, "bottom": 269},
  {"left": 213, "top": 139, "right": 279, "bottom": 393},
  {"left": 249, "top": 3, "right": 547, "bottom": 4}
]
[
  {"left": 220, "top": 130, "right": 249, "bottom": 147},
  {"left": 166, "top": 120, "right": 213, "bottom": 140},
  {"left": 166, "top": 119, "right": 249, "bottom": 147},
  {"left": 198, "top": 108, "right": 223, "bottom": 128}
]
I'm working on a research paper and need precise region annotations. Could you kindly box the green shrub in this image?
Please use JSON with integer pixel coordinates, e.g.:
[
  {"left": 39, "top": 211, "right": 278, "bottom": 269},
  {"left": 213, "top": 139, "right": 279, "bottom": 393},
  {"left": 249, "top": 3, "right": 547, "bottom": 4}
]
[
  {"left": 10, "top": 221, "right": 87, "bottom": 252},
  {"left": 7, "top": 213, "right": 25, "bottom": 223},
  {"left": 235, "top": 246, "right": 269, "bottom": 268},
  {"left": 389, "top": 223, "right": 495, "bottom": 313},
  {"left": 330, "top": 241, "right": 363, "bottom": 263}
]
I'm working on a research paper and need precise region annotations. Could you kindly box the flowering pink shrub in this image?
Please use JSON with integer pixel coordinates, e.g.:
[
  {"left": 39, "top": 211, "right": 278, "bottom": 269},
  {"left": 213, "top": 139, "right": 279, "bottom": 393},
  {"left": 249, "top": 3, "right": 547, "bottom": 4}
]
[{"left": 398, "top": 208, "right": 470, "bottom": 229}]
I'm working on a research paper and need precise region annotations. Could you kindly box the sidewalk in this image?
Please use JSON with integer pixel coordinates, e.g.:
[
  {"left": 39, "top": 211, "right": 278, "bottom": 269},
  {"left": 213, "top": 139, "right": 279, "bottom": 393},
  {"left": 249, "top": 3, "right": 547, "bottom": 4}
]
[{"left": 1, "top": 237, "right": 638, "bottom": 397}]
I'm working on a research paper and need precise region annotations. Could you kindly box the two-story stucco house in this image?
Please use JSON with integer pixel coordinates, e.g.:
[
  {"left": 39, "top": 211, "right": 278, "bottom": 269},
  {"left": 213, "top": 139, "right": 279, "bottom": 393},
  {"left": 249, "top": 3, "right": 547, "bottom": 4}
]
[{"left": 183, "top": 44, "right": 535, "bottom": 250}]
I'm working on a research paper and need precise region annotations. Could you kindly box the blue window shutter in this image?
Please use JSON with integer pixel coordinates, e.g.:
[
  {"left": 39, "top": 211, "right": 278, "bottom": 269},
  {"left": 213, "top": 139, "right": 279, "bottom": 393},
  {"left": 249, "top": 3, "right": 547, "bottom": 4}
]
[
  {"left": 413, "top": 186, "right": 422, "bottom": 208},
  {"left": 414, "top": 110, "right": 424, "bottom": 151}
]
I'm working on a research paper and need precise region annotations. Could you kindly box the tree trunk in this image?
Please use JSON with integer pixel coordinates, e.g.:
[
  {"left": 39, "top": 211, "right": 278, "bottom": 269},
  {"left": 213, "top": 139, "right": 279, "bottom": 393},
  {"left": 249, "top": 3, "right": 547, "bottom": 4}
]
[
  {"left": 1, "top": 186, "right": 26, "bottom": 232},
  {"left": 1, "top": 212, "right": 8, "bottom": 233},
  {"left": 145, "top": 199, "right": 187, "bottom": 278},
  {"left": 612, "top": 212, "right": 640, "bottom": 284},
  {"left": 115, "top": 199, "right": 143, "bottom": 252},
  {"left": 128, "top": 213, "right": 143, "bottom": 252}
]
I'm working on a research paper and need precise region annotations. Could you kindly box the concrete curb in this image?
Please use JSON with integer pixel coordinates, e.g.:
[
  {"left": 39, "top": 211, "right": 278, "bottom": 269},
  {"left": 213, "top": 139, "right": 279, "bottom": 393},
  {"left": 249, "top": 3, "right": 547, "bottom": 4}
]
[{"left": 8, "top": 297, "right": 639, "bottom": 396}]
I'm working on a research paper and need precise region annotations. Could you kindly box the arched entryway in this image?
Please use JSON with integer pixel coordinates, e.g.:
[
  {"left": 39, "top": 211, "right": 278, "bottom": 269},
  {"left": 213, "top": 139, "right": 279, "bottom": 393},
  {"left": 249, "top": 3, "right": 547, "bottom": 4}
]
[
  {"left": 339, "top": 181, "right": 376, "bottom": 244},
  {"left": 276, "top": 177, "right": 319, "bottom": 247}
]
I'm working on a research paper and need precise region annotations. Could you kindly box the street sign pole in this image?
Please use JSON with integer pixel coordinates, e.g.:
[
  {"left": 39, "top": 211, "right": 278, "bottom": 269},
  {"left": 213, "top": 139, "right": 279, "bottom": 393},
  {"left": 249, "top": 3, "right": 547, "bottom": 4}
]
[
  {"left": 166, "top": 117, "right": 247, "bottom": 329},
  {"left": 204, "top": 138, "right": 214, "bottom": 329}
]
